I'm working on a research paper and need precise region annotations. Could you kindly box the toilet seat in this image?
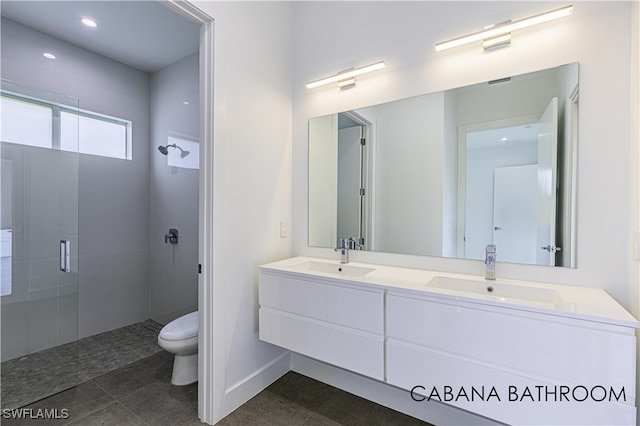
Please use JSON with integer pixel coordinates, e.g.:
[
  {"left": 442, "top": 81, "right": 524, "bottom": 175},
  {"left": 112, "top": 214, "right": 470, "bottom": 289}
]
[{"left": 159, "top": 311, "right": 198, "bottom": 341}]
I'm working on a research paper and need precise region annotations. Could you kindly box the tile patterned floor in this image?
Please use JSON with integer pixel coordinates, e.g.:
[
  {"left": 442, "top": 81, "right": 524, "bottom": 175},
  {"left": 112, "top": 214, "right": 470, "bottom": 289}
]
[
  {"left": 1, "top": 320, "right": 164, "bottom": 410},
  {"left": 2, "top": 319, "right": 430, "bottom": 425},
  {"left": 2, "top": 366, "right": 429, "bottom": 426},
  {"left": 3, "top": 360, "right": 430, "bottom": 425},
  {"left": 1, "top": 350, "right": 199, "bottom": 426},
  {"left": 219, "top": 372, "right": 432, "bottom": 426}
]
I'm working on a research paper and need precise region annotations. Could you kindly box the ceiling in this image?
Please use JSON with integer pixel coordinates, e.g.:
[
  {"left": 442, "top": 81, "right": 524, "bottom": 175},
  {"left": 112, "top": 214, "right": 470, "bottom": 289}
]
[
  {"left": 0, "top": 1, "right": 200, "bottom": 73},
  {"left": 468, "top": 123, "right": 540, "bottom": 150}
]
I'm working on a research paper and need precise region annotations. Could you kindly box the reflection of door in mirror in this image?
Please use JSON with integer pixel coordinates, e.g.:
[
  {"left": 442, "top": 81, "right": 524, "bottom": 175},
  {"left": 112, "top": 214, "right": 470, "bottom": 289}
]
[
  {"left": 464, "top": 97, "right": 559, "bottom": 266},
  {"left": 337, "top": 125, "right": 363, "bottom": 248},
  {"left": 464, "top": 121, "right": 540, "bottom": 261},
  {"left": 536, "top": 97, "right": 559, "bottom": 266},
  {"left": 493, "top": 164, "right": 538, "bottom": 264},
  {"left": 308, "top": 112, "right": 370, "bottom": 250},
  {"left": 337, "top": 112, "right": 370, "bottom": 250}
]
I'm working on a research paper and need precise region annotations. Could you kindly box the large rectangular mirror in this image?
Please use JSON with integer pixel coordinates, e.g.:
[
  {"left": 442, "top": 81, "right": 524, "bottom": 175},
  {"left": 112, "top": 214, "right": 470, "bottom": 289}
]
[{"left": 309, "top": 63, "right": 578, "bottom": 267}]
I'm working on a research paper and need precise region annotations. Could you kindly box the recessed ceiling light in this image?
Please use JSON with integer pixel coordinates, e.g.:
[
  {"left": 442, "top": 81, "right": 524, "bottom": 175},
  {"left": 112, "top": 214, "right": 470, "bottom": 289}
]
[
  {"left": 81, "top": 18, "right": 97, "bottom": 28},
  {"left": 43, "top": 52, "right": 56, "bottom": 59},
  {"left": 501, "top": 137, "right": 508, "bottom": 141},
  {"left": 182, "top": 101, "right": 190, "bottom": 105}
]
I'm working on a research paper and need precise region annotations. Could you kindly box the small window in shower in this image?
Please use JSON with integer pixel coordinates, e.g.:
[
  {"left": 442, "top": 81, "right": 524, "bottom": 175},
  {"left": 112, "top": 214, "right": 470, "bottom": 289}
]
[
  {"left": 1, "top": 91, "right": 132, "bottom": 160},
  {"left": 60, "top": 111, "right": 131, "bottom": 160},
  {"left": 0, "top": 95, "right": 53, "bottom": 148}
]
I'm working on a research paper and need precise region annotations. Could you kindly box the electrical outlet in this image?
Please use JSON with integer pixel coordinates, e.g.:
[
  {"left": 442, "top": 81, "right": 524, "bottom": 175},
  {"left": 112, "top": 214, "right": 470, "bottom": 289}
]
[{"left": 280, "top": 221, "right": 288, "bottom": 238}]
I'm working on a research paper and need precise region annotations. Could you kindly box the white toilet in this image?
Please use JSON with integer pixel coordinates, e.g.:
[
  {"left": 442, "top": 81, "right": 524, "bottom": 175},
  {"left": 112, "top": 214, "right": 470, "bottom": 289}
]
[{"left": 157, "top": 311, "right": 198, "bottom": 386}]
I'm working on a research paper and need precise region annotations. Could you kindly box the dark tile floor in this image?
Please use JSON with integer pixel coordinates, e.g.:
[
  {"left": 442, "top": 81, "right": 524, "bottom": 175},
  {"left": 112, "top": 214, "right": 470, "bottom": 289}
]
[
  {"left": 218, "top": 372, "right": 431, "bottom": 426},
  {"left": 3, "top": 354, "right": 431, "bottom": 426},
  {"left": 2, "top": 350, "right": 199, "bottom": 426},
  {"left": 2, "top": 320, "right": 429, "bottom": 425},
  {"left": 1, "top": 320, "right": 164, "bottom": 410}
]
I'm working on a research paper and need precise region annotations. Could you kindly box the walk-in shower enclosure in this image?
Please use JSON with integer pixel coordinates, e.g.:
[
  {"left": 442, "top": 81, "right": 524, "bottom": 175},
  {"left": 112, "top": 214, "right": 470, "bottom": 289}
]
[{"left": 1, "top": 79, "right": 80, "bottom": 408}]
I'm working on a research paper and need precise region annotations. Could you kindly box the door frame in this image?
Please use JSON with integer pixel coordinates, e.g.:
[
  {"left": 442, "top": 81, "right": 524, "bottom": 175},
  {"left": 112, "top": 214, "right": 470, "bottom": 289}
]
[
  {"left": 535, "top": 97, "right": 559, "bottom": 266},
  {"left": 338, "top": 110, "right": 373, "bottom": 251},
  {"left": 456, "top": 114, "right": 538, "bottom": 258},
  {"left": 164, "top": 1, "right": 215, "bottom": 423}
]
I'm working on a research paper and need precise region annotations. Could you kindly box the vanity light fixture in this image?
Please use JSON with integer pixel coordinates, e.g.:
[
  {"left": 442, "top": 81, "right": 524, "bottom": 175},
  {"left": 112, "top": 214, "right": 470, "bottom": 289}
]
[
  {"left": 306, "top": 61, "right": 385, "bottom": 89},
  {"left": 336, "top": 77, "right": 357, "bottom": 90},
  {"left": 482, "top": 33, "right": 512, "bottom": 51},
  {"left": 435, "top": 4, "right": 573, "bottom": 52}
]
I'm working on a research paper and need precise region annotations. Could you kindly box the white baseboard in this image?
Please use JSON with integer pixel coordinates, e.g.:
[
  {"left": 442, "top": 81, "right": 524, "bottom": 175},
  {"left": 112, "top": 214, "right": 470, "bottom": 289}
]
[
  {"left": 216, "top": 351, "right": 291, "bottom": 422},
  {"left": 291, "top": 354, "right": 502, "bottom": 426}
]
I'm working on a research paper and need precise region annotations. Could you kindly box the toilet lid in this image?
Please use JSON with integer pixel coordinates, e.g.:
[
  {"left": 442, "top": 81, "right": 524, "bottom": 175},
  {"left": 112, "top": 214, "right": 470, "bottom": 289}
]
[{"left": 159, "top": 311, "right": 198, "bottom": 341}]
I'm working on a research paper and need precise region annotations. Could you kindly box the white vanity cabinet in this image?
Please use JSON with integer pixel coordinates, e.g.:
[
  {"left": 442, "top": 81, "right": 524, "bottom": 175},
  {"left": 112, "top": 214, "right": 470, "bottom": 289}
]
[
  {"left": 386, "top": 291, "right": 637, "bottom": 425},
  {"left": 258, "top": 258, "right": 639, "bottom": 425},
  {"left": 258, "top": 271, "right": 385, "bottom": 380}
]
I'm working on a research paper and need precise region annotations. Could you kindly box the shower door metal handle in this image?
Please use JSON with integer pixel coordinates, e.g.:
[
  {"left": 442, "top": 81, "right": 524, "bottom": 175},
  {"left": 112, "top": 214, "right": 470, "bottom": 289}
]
[{"left": 60, "top": 240, "right": 70, "bottom": 272}]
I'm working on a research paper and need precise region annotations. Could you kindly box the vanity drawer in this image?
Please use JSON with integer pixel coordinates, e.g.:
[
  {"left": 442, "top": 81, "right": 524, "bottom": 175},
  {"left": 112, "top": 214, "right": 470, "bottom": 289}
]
[
  {"left": 386, "top": 294, "right": 636, "bottom": 393},
  {"left": 386, "top": 340, "right": 636, "bottom": 426},
  {"left": 260, "top": 306, "right": 384, "bottom": 380},
  {"left": 259, "top": 272, "right": 384, "bottom": 334}
]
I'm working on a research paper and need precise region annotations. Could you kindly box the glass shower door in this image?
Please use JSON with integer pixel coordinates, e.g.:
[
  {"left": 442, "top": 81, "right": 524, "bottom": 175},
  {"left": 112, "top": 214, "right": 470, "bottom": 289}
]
[{"left": 0, "top": 80, "right": 79, "bottom": 409}]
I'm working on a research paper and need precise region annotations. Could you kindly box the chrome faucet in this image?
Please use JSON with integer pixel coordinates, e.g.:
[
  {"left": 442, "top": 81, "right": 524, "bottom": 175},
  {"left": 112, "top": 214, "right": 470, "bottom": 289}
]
[
  {"left": 485, "top": 244, "right": 496, "bottom": 280},
  {"left": 335, "top": 238, "right": 350, "bottom": 264}
]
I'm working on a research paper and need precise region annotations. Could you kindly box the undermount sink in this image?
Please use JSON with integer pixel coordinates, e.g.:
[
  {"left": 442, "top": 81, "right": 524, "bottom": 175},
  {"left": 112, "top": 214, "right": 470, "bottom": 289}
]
[
  {"left": 289, "top": 261, "right": 375, "bottom": 277},
  {"left": 426, "top": 276, "right": 564, "bottom": 308}
]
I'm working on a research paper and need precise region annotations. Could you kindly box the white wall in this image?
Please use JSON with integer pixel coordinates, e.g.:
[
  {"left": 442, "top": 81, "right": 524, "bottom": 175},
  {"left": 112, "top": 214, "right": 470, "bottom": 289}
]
[
  {"left": 149, "top": 53, "right": 199, "bottom": 324},
  {"left": 372, "top": 93, "right": 445, "bottom": 256},
  {"left": 442, "top": 90, "right": 457, "bottom": 257},
  {"left": 293, "top": 0, "right": 635, "bottom": 308},
  {"left": 191, "top": 2, "right": 293, "bottom": 423},
  {"left": 453, "top": 71, "right": 557, "bottom": 126},
  {"left": 308, "top": 114, "right": 337, "bottom": 247},
  {"left": 292, "top": 1, "right": 637, "bottom": 423},
  {"left": 1, "top": 17, "right": 151, "bottom": 340},
  {"left": 631, "top": 0, "right": 640, "bottom": 415}
]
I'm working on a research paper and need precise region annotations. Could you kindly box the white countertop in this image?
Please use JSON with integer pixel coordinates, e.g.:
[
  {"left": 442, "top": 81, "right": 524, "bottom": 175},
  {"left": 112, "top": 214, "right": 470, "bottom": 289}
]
[{"left": 259, "top": 256, "right": 640, "bottom": 329}]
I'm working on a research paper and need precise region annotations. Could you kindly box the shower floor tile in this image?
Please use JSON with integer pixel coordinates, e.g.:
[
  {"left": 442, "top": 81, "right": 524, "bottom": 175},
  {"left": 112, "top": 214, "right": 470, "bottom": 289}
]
[
  {"left": 77, "top": 320, "right": 164, "bottom": 382},
  {"left": 1, "top": 319, "right": 164, "bottom": 410}
]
